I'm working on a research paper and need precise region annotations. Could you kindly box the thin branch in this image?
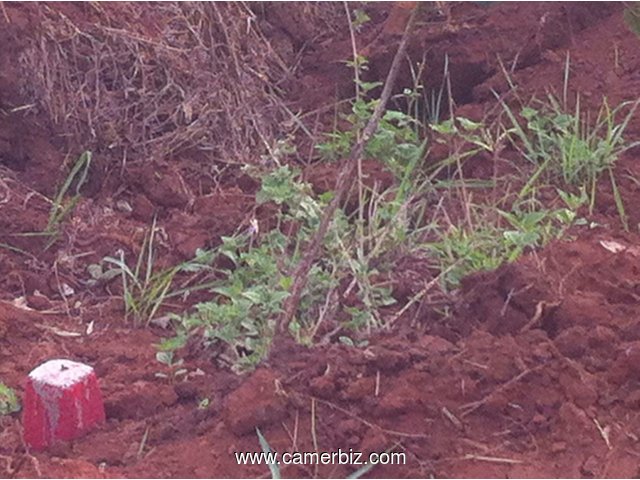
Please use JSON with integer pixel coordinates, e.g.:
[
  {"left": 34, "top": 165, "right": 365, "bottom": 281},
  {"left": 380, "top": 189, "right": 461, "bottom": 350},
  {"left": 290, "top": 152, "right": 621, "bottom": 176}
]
[{"left": 278, "top": 4, "right": 421, "bottom": 333}]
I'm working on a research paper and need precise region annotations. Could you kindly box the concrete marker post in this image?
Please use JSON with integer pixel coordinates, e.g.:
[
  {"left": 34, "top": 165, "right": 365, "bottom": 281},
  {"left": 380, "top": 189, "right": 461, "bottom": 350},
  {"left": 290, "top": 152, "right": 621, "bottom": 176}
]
[{"left": 23, "top": 359, "right": 105, "bottom": 450}]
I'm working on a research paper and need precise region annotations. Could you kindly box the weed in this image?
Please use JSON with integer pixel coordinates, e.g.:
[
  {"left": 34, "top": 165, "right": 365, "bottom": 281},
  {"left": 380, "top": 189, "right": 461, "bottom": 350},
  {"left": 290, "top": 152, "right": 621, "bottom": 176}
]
[
  {"left": 497, "top": 91, "right": 639, "bottom": 229},
  {"left": 0, "top": 382, "right": 20, "bottom": 415},
  {"left": 154, "top": 350, "right": 188, "bottom": 383},
  {"left": 47, "top": 151, "right": 92, "bottom": 237},
  {"left": 426, "top": 111, "right": 590, "bottom": 289},
  {"left": 170, "top": 154, "right": 431, "bottom": 370},
  {"left": 163, "top": 51, "right": 430, "bottom": 364},
  {"left": 624, "top": 3, "right": 640, "bottom": 38},
  {"left": 316, "top": 98, "right": 423, "bottom": 180},
  {"left": 101, "top": 217, "right": 220, "bottom": 326},
  {"left": 424, "top": 196, "right": 585, "bottom": 290},
  {"left": 161, "top": 49, "right": 629, "bottom": 371},
  {"left": 396, "top": 53, "right": 450, "bottom": 128},
  {"left": 13, "top": 151, "right": 92, "bottom": 249},
  {"left": 173, "top": 168, "right": 326, "bottom": 370}
]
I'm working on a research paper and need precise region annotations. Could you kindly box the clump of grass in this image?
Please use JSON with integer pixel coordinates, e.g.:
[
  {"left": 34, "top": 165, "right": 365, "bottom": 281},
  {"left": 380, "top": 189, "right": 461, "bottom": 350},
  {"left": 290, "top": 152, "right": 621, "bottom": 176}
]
[
  {"left": 496, "top": 55, "right": 640, "bottom": 230},
  {"left": 98, "top": 217, "right": 221, "bottom": 327},
  {"left": 502, "top": 95, "right": 638, "bottom": 206},
  {"left": 12, "top": 151, "right": 92, "bottom": 249},
  {"left": 424, "top": 192, "right": 587, "bottom": 288},
  {"left": 161, "top": 62, "right": 618, "bottom": 371}
]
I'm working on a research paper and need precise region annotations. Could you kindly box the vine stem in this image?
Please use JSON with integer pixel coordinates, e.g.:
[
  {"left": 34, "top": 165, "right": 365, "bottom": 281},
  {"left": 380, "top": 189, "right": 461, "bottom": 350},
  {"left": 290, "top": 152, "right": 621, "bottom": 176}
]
[{"left": 277, "top": 4, "right": 421, "bottom": 334}]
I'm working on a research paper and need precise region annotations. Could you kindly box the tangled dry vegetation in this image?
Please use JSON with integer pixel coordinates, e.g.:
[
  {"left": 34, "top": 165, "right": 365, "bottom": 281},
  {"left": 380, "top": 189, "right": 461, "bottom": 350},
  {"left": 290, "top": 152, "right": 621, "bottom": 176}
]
[{"left": 18, "top": 2, "right": 321, "bottom": 164}]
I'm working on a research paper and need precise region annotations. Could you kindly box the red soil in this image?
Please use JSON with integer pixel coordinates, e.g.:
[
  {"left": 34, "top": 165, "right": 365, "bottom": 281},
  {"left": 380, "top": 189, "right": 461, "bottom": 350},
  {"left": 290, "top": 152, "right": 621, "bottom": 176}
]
[{"left": 2, "top": 2, "right": 640, "bottom": 478}]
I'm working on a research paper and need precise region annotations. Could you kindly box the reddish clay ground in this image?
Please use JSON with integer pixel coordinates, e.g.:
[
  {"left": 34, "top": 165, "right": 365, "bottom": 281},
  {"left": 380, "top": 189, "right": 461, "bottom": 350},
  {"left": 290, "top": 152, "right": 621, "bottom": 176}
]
[{"left": 2, "top": 2, "right": 640, "bottom": 478}]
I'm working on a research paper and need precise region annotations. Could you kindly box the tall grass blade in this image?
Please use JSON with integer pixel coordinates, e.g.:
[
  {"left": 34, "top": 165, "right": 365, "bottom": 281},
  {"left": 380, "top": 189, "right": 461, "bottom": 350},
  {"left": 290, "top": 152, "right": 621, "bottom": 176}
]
[{"left": 256, "top": 428, "right": 281, "bottom": 479}]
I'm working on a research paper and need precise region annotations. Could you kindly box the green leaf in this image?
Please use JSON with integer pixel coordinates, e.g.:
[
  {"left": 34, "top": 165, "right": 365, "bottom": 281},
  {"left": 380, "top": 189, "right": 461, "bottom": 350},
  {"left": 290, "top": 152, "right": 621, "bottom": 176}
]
[
  {"left": 279, "top": 276, "right": 293, "bottom": 290},
  {"left": 353, "top": 8, "right": 371, "bottom": 28},
  {"left": 155, "top": 351, "right": 174, "bottom": 366},
  {"left": 0, "top": 383, "right": 20, "bottom": 415},
  {"left": 431, "top": 120, "right": 457, "bottom": 135},
  {"left": 338, "top": 336, "right": 355, "bottom": 347},
  {"left": 359, "top": 81, "right": 383, "bottom": 92},
  {"left": 521, "top": 107, "right": 538, "bottom": 120},
  {"left": 156, "top": 335, "right": 187, "bottom": 352},
  {"left": 456, "top": 116, "right": 484, "bottom": 131},
  {"left": 256, "top": 428, "right": 281, "bottom": 479}
]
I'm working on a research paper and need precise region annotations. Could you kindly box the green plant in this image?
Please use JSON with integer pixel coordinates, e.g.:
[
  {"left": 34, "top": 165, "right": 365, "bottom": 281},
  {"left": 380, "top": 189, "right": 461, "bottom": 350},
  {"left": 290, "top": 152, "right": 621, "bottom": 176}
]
[
  {"left": 170, "top": 154, "right": 433, "bottom": 370},
  {"left": 47, "top": 151, "right": 92, "bottom": 235},
  {"left": 173, "top": 168, "right": 330, "bottom": 370},
  {"left": 256, "top": 428, "right": 281, "bottom": 480},
  {"left": 165, "top": 46, "right": 623, "bottom": 371},
  {"left": 317, "top": 40, "right": 424, "bottom": 181},
  {"left": 154, "top": 349, "right": 188, "bottom": 383},
  {"left": 624, "top": 3, "right": 640, "bottom": 38},
  {"left": 202, "top": 50, "right": 423, "bottom": 353},
  {"left": 316, "top": 97, "right": 423, "bottom": 180},
  {"left": 0, "top": 382, "right": 20, "bottom": 415},
  {"left": 100, "top": 217, "right": 220, "bottom": 326},
  {"left": 497, "top": 91, "right": 639, "bottom": 229},
  {"left": 13, "top": 151, "right": 92, "bottom": 249},
  {"left": 397, "top": 53, "right": 449, "bottom": 128},
  {"left": 424, "top": 192, "right": 587, "bottom": 289}
]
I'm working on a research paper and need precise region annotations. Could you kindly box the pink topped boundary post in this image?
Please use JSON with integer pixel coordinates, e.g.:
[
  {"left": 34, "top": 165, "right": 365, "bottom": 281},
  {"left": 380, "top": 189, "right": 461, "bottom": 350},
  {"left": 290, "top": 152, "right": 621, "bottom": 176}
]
[{"left": 23, "top": 359, "right": 105, "bottom": 450}]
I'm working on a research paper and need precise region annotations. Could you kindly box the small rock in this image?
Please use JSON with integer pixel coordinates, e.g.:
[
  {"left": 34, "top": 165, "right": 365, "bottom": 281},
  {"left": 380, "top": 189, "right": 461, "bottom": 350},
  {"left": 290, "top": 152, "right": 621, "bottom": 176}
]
[{"left": 26, "top": 293, "right": 52, "bottom": 311}]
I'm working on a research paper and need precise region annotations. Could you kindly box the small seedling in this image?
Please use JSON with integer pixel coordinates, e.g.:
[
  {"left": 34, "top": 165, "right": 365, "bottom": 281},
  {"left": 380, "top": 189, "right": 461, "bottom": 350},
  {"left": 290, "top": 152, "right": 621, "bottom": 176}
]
[{"left": 154, "top": 350, "right": 188, "bottom": 383}]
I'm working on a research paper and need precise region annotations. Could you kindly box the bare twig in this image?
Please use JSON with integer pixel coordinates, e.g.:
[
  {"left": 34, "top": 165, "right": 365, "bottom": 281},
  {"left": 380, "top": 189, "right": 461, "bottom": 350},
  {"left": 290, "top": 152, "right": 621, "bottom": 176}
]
[
  {"left": 278, "top": 4, "right": 421, "bottom": 333},
  {"left": 0, "top": 1, "right": 10, "bottom": 24},
  {"left": 459, "top": 365, "right": 544, "bottom": 418},
  {"left": 519, "top": 300, "right": 560, "bottom": 333},
  {"left": 315, "top": 397, "right": 429, "bottom": 439},
  {"left": 462, "top": 454, "right": 524, "bottom": 465}
]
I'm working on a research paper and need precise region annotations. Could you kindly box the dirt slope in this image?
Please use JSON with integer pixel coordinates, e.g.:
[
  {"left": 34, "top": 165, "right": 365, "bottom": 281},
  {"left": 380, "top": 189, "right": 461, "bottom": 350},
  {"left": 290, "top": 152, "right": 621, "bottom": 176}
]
[{"left": 2, "top": 2, "right": 640, "bottom": 478}]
